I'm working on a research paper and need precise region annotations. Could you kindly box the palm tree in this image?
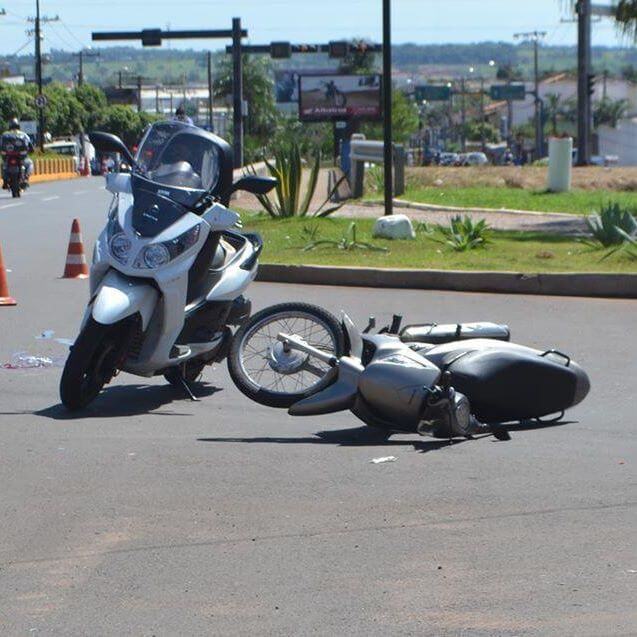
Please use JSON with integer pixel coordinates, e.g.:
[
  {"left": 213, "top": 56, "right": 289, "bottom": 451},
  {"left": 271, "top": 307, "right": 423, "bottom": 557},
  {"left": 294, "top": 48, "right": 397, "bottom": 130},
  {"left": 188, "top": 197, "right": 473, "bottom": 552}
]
[
  {"left": 593, "top": 97, "right": 630, "bottom": 127},
  {"left": 544, "top": 93, "right": 563, "bottom": 135},
  {"left": 563, "top": 1, "right": 637, "bottom": 40}
]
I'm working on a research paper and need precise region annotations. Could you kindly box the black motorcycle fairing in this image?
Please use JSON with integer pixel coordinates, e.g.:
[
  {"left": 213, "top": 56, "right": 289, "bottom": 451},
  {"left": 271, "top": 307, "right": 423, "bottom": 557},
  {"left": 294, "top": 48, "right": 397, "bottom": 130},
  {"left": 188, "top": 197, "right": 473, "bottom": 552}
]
[{"left": 130, "top": 174, "right": 201, "bottom": 237}]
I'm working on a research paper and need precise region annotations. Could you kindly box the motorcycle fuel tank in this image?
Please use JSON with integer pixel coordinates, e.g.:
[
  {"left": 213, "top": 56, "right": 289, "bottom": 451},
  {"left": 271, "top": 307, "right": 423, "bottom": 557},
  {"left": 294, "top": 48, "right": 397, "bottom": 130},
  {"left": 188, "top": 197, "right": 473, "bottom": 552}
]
[{"left": 358, "top": 354, "right": 441, "bottom": 428}]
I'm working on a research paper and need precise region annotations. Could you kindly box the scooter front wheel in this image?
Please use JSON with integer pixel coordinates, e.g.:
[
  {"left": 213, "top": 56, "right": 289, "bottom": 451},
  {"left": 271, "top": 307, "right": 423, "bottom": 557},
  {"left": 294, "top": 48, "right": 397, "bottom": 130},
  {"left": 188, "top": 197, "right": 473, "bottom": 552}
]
[
  {"left": 60, "top": 317, "right": 132, "bottom": 410},
  {"left": 227, "top": 302, "right": 345, "bottom": 408}
]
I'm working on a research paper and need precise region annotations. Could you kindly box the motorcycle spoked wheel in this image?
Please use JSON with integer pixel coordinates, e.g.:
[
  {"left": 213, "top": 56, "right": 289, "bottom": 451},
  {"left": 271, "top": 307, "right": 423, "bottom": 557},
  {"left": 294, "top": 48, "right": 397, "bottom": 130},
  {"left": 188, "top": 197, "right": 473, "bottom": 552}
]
[
  {"left": 227, "top": 302, "right": 345, "bottom": 409},
  {"left": 59, "top": 317, "right": 133, "bottom": 410}
]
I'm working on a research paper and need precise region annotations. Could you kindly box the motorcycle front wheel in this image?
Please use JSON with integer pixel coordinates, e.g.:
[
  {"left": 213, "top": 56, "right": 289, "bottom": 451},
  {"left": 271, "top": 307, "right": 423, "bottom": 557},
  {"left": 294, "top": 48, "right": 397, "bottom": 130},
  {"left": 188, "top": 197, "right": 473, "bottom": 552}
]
[
  {"left": 9, "top": 175, "right": 20, "bottom": 198},
  {"left": 227, "top": 302, "right": 345, "bottom": 408},
  {"left": 60, "top": 317, "right": 132, "bottom": 410}
]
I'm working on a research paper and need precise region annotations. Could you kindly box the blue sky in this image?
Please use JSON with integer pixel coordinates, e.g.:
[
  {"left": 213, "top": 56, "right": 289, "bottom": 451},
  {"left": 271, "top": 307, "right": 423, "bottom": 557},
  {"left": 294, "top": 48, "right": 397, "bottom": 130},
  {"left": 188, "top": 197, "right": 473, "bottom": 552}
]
[{"left": 0, "top": 0, "right": 627, "bottom": 54}]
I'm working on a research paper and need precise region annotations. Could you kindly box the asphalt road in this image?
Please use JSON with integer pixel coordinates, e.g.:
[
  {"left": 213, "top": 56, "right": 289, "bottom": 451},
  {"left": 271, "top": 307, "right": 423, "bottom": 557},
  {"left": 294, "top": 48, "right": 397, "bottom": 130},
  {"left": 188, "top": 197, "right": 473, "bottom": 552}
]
[{"left": 1, "top": 178, "right": 636, "bottom": 636}]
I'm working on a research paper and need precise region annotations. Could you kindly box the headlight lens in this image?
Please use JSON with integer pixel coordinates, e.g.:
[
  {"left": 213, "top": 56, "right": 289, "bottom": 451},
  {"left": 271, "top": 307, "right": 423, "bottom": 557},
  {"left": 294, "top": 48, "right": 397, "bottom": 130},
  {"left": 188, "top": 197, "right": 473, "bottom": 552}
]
[
  {"left": 143, "top": 243, "right": 171, "bottom": 269},
  {"left": 109, "top": 233, "right": 132, "bottom": 264},
  {"left": 135, "top": 225, "right": 201, "bottom": 269}
]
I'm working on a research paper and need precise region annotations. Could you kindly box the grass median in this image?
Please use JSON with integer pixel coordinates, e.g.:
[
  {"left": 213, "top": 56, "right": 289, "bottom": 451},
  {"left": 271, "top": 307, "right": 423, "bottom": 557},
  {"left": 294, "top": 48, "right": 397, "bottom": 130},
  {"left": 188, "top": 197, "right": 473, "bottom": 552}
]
[
  {"left": 242, "top": 215, "right": 637, "bottom": 274},
  {"left": 399, "top": 186, "right": 637, "bottom": 215}
]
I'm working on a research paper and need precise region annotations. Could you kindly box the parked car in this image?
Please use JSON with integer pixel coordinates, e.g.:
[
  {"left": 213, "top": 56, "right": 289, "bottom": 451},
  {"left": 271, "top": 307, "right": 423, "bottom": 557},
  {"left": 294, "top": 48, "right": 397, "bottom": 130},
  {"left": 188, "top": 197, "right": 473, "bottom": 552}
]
[
  {"left": 465, "top": 152, "right": 489, "bottom": 166},
  {"left": 439, "top": 152, "right": 459, "bottom": 166}
]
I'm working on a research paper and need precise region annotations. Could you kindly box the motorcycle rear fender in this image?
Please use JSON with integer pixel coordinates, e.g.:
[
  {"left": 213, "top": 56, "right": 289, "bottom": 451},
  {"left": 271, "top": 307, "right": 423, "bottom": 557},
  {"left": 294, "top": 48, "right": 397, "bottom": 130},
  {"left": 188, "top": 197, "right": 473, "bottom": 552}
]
[
  {"left": 288, "top": 357, "right": 363, "bottom": 416},
  {"left": 91, "top": 270, "right": 158, "bottom": 329}
]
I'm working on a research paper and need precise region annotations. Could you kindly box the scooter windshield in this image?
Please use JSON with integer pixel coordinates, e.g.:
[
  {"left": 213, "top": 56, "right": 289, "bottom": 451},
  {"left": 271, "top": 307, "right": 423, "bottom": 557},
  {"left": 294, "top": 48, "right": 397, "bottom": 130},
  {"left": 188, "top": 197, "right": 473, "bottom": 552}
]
[{"left": 135, "top": 121, "right": 221, "bottom": 192}]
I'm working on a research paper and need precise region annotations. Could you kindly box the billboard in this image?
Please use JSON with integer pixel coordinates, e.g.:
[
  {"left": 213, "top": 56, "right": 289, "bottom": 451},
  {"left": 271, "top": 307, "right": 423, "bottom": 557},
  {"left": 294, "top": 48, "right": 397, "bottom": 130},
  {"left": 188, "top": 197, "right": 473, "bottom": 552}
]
[{"left": 299, "top": 74, "right": 381, "bottom": 121}]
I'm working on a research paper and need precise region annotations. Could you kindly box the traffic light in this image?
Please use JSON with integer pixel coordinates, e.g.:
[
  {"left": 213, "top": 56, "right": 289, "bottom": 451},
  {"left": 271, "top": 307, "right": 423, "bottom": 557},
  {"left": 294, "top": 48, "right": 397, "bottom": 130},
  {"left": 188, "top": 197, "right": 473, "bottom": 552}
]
[
  {"left": 270, "top": 41, "right": 292, "bottom": 59},
  {"left": 328, "top": 41, "right": 348, "bottom": 58},
  {"left": 587, "top": 73, "right": 596, "bottom": 96},
  {"left": 352, "top": 40, "right": 369, "bottom": 53},
  {"left": 141, "top": 29, "right": 162, "bottom": 47},
  {"left": 294, "top": 44, "right": 319, "bottom": 54}
]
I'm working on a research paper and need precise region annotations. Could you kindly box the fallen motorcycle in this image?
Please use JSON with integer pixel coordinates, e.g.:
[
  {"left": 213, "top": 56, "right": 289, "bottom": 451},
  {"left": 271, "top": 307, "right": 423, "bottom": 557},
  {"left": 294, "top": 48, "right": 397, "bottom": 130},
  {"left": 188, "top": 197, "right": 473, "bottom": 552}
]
[{"left": 227, "top": 303, "right": 590, "bottom": 439}]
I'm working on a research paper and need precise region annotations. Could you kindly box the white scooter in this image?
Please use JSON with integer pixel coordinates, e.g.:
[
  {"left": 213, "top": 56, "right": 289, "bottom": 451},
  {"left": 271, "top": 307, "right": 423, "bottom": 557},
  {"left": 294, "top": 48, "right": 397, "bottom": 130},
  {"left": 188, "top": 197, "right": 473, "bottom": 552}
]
[{"left": 60, "top": 121, "right": 276, "bottom": 410}]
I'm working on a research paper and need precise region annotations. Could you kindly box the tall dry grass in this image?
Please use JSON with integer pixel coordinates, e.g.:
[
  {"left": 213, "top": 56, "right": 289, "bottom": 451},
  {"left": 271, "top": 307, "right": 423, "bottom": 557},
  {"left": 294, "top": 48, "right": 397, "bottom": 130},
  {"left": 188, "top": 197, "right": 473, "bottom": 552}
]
[{"left": 405, "top": 166, "right": 637, "bottom": 192}]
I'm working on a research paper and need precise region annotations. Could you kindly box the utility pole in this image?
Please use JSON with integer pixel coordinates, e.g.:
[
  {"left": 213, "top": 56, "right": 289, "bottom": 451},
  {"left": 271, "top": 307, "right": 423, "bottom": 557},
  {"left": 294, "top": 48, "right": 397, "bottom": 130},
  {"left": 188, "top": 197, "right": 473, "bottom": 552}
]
[
  {"left": 602, "top": 68, "right": 608, "bottom": 99},
  {"left": 74, "top": 49, "right": 99, "bottom": 86},
  {"left": 480, "top": 77, "right": 486, "bottom": 151},
  {"left": 514, "top": 30, "right": 546, "bottom": 160},
  {"left": 137, "top": 75, "right": 143, "bottom": 112},
  {"left": 29, "top": 1, "right": 58, "bottom": 151},
  {"left": 382, "top": 0, "right": 392, "bottom": 216},
  {"left": 207, "top": 51, "right": 214, "bottom": 132},
  {"left": 576, "top": 0, "right": 592, "bottom": 165},
  {"left": 460, "top": 77, "right": 466, "bottom": 152}
]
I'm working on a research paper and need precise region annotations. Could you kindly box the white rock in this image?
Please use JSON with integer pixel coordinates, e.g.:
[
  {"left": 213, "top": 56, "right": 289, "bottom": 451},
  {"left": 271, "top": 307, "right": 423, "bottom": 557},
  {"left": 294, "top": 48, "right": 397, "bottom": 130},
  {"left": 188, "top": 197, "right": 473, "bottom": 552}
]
[{"left": 372, "top": 214, "right": 416, "bottom": 240}]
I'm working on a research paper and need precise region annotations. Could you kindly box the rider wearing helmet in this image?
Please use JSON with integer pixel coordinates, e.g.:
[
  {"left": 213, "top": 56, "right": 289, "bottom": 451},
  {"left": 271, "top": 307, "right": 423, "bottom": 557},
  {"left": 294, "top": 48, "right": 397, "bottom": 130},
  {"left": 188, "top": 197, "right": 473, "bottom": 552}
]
[
  {"left": 1, "top": 118, "right": 34, "bottom": 190},
  {"left": 173, "top": 104, "right": 194, "bottom": 126}
]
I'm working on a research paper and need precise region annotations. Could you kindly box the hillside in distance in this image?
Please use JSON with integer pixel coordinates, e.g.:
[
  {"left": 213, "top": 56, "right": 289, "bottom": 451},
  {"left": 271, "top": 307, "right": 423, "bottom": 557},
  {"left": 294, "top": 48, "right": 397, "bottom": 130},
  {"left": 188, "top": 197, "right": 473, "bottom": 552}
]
[{"left": 2, "top": 41, "right": 636, "bottom": 86}]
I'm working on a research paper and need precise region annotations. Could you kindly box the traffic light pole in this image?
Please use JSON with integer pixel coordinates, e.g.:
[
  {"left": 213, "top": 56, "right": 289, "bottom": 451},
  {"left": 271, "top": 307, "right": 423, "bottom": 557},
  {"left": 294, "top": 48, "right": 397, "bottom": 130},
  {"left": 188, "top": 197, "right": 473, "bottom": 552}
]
[
  {"left": 207, "top": 51, "right": 214, "bottom": 132},
  {"left": 382, "top": 0, "right": 393, "bottom": 216},
  {"left": 93, "top": 23, "right": 247, "bottom": 164},
  {"left": 576, "top": 0, "right": 592, "bottom": 165},
  {"left": 232, "top": 18, "right": 243, "bottom": 168}
]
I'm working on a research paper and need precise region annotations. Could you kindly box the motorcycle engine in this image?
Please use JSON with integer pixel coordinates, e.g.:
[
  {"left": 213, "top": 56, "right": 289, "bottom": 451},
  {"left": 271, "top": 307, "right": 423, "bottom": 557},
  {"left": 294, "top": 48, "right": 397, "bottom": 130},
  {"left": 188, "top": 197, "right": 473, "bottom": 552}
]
[{"left": 418, "top": 387, "right": 474, "bottom": 439}]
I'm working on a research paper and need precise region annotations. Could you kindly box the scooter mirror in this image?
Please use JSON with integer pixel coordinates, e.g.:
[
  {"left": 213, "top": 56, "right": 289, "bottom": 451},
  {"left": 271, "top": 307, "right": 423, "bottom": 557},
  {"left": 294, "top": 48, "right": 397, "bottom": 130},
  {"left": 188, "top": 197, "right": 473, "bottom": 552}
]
[
  {"left": 89, "top": 131, "right": 136, "bottom": 169},
  {"left": 229, "top": 175, "right": 277, "bottom": 197}
]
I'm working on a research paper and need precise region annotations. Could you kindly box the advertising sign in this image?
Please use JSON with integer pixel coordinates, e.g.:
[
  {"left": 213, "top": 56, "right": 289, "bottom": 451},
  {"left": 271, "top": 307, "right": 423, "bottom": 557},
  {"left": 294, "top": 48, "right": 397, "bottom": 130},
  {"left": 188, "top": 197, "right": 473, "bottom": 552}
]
[
  {"left": 490, "top": 84, "right": 526, "bottom": 101},
  {"left": 298, "top": 74, "right": 381, "bottom": 121},
  {"left": 415, "top": 85, "right": 452, "bottom": 102}
]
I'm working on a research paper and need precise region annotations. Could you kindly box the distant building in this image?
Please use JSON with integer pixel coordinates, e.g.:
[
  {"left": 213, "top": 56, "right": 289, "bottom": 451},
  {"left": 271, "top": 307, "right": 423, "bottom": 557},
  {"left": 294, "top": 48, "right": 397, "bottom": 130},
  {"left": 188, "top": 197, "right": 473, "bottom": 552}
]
[{"left": 0, "top": 75, "right": 26, "bottom": 85}]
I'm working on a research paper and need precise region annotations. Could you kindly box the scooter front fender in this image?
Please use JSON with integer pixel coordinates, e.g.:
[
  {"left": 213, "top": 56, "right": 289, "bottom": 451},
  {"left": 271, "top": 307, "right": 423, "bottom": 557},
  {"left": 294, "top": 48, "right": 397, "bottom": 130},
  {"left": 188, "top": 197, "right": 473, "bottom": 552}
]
[
  {"left": 288, "top": 357, "right": 363, "bottom": 416},
  {"left": 91, "top": 270, "right": 158, "bottom": 329}
]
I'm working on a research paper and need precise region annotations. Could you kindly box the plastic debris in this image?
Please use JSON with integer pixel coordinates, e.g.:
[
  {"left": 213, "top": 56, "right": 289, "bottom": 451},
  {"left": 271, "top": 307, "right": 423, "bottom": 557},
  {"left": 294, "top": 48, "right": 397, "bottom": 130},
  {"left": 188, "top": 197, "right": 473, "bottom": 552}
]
[
  {"left": 35, "top": 330, "right": 73, "bottom": 346},
  {"left": 370, "top": 456, "right": 398, "bottom": 464},
  {"left": 2, "top": 352, "right": 64, "bottom": 369}
]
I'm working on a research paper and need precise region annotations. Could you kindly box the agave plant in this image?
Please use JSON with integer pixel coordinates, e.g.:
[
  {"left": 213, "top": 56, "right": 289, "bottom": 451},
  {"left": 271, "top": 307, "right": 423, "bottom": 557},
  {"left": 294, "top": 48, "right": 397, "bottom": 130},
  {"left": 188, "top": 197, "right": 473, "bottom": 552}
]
[
  {"left": 250, "top": 143, "right": 345, "bottom": 218},
  {"left": 585, "top": 203, "right": 637, "bottom": 248},
  {"left": 302, "top": 222, "right": 388, "bottom": 253},
  {"left": 435, "top": 215, "right": 491, "bottom": 252}
]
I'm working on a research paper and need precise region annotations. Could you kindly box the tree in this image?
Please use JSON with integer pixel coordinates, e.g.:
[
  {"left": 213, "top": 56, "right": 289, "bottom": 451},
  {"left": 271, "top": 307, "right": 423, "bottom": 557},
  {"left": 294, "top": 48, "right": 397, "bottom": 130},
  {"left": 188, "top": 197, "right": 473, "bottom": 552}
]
[
  {"left": 42, "top": 83, "right": 85, "bottom": 137},
  {"left": 362, "top": 89, "right": 419, "bottom": 144},
  {"left": 73, "top": 84, "right": 107, "bottom": 131},
  {"left": 214, "top": 54, "right": 277, "bottom": 150},
  {"left": 0, "top": 83, "right": 36, "bottom": 131},
  {"left": 544, "top": 92, "right": 563, "bottom": 135},
  {"left": 615, "top": 0, "right": 637, "bottom": 40},
  {"left": 593, "top": 97, "right": 629, "bottom": 127},
  {"left": 93, "top": 105, "right": 156, "bottom": 147}
]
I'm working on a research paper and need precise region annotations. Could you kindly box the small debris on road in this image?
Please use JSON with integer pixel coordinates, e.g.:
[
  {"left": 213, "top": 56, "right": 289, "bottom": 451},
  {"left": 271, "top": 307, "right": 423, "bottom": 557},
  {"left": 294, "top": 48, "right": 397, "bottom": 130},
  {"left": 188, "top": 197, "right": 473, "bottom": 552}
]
[
  {"left": 2, "top": 352, "right": 63, "bottom": 369},
  {"left": 370, "top": 456, "right": 397, "bottom": 464}
]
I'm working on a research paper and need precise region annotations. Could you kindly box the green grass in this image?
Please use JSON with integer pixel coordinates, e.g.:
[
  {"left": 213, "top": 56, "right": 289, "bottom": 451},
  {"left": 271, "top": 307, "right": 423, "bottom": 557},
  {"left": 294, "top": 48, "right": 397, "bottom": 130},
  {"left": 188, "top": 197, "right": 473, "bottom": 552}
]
[
  {"left": 241, "top": 215, "right": 637, "bottom": 274},
  {"left": 400, "top": 187, "right": 637, "bottom": 215}
]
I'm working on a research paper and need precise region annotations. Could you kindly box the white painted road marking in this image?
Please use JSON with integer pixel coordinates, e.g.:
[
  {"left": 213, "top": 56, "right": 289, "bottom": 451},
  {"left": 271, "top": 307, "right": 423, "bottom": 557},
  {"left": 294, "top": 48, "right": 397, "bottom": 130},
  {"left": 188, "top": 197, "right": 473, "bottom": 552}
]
[
  {"left": 0, "top": 202, "right": 24, "bottom": 210},
  {"left": 72, "top": 190, "right": 89, "bottom": 195},
  {"left": 42, "top": 196, "right": 60, "bottom": 201}
]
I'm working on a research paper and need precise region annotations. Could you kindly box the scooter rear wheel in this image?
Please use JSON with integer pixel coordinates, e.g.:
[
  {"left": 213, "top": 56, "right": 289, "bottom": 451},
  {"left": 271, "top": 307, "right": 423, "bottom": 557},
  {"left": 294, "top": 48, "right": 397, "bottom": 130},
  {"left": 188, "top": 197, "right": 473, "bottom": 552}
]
[{"left": 227, "top": 302, "right": 345, "bottom": 409}]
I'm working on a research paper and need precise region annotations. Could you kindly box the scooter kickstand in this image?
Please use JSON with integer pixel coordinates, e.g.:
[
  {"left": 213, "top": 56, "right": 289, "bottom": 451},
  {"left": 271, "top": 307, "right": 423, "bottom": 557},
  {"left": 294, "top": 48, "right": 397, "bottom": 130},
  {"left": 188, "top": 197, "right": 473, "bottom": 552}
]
[{"left": 179, "top": 376, "right": 200, "bottom": 401}]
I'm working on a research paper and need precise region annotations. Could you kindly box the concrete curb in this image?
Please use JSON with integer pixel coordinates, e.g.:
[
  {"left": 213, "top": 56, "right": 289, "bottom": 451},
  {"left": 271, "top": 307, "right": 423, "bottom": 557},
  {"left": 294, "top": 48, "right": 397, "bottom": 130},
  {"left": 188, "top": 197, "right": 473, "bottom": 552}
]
[
  {"left": 363, "top": 198, "right": 583, "bottom": 219},
  {"left": 257, "top": 264, "right": 637, "bottom": 299}
]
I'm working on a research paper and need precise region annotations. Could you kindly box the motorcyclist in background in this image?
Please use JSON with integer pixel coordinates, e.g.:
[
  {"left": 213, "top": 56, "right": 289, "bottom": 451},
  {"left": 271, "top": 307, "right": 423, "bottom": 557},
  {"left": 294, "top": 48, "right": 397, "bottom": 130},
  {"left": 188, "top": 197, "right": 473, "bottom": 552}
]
[
  {"left": 1, "top": 118, "right": 34, "bottom": 190},
  {"left": 173, "top": 105, "right": 193, "bottom": 126}
]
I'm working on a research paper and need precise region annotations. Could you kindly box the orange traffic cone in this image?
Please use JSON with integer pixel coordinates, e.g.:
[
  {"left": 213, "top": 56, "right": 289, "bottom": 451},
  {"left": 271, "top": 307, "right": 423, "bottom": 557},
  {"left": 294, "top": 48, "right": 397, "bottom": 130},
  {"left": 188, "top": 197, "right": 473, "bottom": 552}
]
[
  {"left": 62, "top": 218, "right": 89, "bottom": 279},
  {"left": 0, "top": 244, "right": 16, "bottom": 306}
]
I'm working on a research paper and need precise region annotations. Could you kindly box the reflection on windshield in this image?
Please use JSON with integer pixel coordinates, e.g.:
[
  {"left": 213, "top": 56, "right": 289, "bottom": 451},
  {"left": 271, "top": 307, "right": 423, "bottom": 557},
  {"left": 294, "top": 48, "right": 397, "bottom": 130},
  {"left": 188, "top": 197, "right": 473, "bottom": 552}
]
[{"left": 135, "top": 122, "right": 220, "bottom": 191}]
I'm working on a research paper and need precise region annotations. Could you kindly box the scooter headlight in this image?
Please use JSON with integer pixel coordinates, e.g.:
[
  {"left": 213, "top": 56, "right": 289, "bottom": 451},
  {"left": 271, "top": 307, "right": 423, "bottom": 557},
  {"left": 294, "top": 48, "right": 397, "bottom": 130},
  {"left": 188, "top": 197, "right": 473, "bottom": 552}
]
[
  {"left": 109, "top": 233, "right": 132, "bottom": 264},
  {"left": 135, "top": 225, "right": 201, "bottom": 269},
  {"left": 142, "top": 243, "right": 171, "bottom": 269}
]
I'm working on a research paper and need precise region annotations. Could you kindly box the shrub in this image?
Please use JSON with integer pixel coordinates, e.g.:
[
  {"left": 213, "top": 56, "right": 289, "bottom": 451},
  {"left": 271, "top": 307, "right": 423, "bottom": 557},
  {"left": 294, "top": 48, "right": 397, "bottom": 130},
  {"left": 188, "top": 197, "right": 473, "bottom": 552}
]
[
  {"left": 251, "top": 143, "right": 344, "bottom": 218},
  {"left": 585, "top": 202, "right": 637, "bottom": 247},
  {"left": 435, "top": 215, "right": 491, "bottom": 252}
]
